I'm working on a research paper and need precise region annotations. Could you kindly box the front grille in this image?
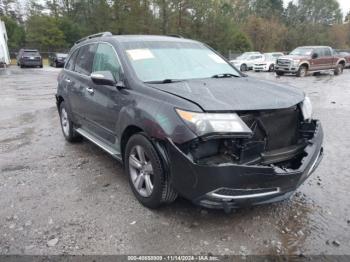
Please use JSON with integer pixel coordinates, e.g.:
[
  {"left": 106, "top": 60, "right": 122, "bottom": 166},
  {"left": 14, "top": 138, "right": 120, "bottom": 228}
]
[
  {"left": 239, "top": 107, "right": 301, "bottom": 151},
  {"left": 277, "top": 59, "right": 291, "bottom": 66}
]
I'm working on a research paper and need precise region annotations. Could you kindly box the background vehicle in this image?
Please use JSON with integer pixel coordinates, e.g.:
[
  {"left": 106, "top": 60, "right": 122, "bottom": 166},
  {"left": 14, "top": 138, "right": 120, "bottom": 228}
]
[
  {"left": 230, "top": 52, "right": 263, "bottom": 71},
  {"left": 275, "top": 46, "right": 345, "bottom": 77},
  {"left": 253, "top": 52, "right": 284, "bottom": 72},
  {"left": 0, "top": 19, "right": 10, "bottom": 66},
  {"left": 17, "top": 49, "right": 43, "bottom": 68},
  {"left": 56, "top": 33, "right": 323, "bottom": 210},
  {"left": 49, "top": 53, "right": 68, "bottom": 67},
  {"left": 336, "top": 51, "right": 350, "bottom": 68}
]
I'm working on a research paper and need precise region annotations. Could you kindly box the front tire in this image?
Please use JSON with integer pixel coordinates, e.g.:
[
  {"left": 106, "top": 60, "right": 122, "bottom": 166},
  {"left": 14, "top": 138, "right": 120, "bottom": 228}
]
[
  {"left": 296, "top": 65, "right": 307, "bottom": 77},
  {"left": 125, "top": 134, "right": 177, "bottom": 209},
  {"left": 59, "top": 101, "right": 82, "bottom": 142},
  {"left": 334, "top": 63, "right": 344, "bottom": 75}
]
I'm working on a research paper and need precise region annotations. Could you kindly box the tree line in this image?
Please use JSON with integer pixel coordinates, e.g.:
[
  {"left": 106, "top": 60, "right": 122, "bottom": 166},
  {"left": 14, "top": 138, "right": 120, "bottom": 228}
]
[{"left": 1, "top": 0, "right": 350, "bottom": 56}]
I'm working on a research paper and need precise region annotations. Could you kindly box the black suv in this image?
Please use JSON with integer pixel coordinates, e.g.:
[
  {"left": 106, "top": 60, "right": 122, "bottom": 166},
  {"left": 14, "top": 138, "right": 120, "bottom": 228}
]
[
  {"left": 56, "top": 32, "right": 323, "bottom": 211},
  {"left": 49, "top": 52, "right": 68, "bottom": 67},
  {"left": 17, "top": 49, "right": 43, "bottom": 68}
]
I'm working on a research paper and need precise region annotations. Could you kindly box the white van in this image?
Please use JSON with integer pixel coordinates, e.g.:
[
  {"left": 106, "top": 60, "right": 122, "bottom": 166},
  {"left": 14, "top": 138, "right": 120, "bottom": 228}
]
[{"left": 0, "top": 19, "right": 11, "bottom": 66}]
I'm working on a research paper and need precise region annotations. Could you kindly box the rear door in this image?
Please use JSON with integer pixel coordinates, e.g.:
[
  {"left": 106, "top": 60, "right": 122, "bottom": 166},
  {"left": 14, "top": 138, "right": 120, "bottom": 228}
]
[
  {"left": 310, "top": 48, "right": 323, "bottom": 71},
  {"left": 321, "top": 47, "right": 334, "bottom": 69},
  {"left": 67, "top": 43, "right": 98, "bottom": 125},
  {"left": 84, "top": 42, "right": 124, "bottom": 144}
]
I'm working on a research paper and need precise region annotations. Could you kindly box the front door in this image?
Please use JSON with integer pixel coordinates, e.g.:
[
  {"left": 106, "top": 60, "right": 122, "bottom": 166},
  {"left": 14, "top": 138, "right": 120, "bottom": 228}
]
[
  {"left": 84, "top": 43, "right": 124, "bottom": 145},
  {"left": 310, "top": 48, "right": 323, "bottom": 71}
]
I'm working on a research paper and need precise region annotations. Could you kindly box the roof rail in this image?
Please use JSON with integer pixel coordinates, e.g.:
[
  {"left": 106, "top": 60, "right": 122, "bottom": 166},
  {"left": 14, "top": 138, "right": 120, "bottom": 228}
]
[
  {"left": 75, "top": 32, "right": 112, "bottom": 45},
  {"left": 167, "top": 34, "right": 184, "bottom": 38}
]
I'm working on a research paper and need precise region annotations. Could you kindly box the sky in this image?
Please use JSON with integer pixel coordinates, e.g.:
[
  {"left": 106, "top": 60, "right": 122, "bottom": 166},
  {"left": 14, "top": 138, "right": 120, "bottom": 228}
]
[{"left": 283, "top": 0, "right": 350, "bottom": 15}]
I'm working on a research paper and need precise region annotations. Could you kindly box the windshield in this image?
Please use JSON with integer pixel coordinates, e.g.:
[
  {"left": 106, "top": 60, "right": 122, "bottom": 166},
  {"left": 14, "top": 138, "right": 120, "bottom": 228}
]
[
  {"left": 290, "top": 48, "right": 313, "bottom": 56},
  {"left": 122, "top": 41, "right": 240, "bottom": 82}
]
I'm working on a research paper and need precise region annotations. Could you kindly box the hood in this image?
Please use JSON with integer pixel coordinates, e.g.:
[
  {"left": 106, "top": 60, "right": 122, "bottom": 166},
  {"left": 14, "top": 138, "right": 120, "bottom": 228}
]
[
  {"left": 147, "top": 77, "right": 304, "bottom": 111},
  {"left": 278, "top": 55, "right": 309, "bottom": 60}
]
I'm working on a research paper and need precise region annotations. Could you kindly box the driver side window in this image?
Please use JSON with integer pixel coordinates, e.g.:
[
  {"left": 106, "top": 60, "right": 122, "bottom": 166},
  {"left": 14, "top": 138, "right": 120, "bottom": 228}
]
[{"left": 92, "top": 43, "right": 122, "bottom": 81}]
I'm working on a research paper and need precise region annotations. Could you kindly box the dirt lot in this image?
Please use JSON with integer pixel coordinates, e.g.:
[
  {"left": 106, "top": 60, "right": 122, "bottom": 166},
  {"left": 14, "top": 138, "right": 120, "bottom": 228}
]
[{"left": 0, "top": 66, "right": 349, "bottom": 256}]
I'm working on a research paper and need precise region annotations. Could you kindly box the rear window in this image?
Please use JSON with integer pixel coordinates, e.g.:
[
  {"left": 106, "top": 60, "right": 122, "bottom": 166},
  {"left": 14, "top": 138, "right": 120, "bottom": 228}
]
[
  {"left": 74, "top": 44, "right": 97, "bottom": 75},
  {"left": 23, "top": 50, "right": 39, "bottom": 56},
  {"left": 65, "top": 49, "right": 79, "bottom": 71}
]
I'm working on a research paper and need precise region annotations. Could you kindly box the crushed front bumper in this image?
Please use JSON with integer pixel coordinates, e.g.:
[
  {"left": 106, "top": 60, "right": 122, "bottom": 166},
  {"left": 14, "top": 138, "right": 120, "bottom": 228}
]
[{"left": 165, "top": 121, "right": 323, "bottom": 209}]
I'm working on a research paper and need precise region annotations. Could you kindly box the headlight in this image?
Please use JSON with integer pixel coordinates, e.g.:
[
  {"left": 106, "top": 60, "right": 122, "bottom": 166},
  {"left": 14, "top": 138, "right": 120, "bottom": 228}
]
[
  {"left": 293, "top": 60, "right": 300, "bottom": 66},
  {"left": 301, "top": 96, "right": 313, "bottom": 121},
  {"left": 176, "top": 109, "right": 252, "bottom": 137}
]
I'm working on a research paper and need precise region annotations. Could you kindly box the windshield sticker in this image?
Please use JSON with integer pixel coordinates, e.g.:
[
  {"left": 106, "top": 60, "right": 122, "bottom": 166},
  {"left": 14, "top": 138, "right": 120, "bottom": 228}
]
[
  {"left": 126, "top": 49, "right": 155, "bottom": 61},
  {"left": 208, "top": 53, "right": 226, "bottom": 64}
]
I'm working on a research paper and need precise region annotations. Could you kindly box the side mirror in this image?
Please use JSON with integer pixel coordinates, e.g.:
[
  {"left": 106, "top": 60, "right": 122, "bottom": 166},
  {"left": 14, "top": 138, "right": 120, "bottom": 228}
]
[
  {"left": 91, "top": 71, "right": 117, "bottom": 86},
  {"left": 312, "top": 53, "right": 318, "bottom": 59}
]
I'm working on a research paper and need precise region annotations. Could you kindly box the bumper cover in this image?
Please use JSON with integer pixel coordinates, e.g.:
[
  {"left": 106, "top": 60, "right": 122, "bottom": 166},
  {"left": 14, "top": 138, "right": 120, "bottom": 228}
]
[
  {"left": 21, "top": 60, "right": 42, "bottom": 66},
  {"left": 275, "top": 65, "right": 298, "bottom": 73},
  {"left": 165, "top": 121, "right": 323, "bottom": 209}
]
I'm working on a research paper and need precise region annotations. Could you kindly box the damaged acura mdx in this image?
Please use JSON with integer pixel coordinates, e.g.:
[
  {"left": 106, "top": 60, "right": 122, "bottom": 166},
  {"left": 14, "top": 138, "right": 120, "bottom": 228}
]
[{"left": 56, "top": 33, "right": 323, "bottom": 211}]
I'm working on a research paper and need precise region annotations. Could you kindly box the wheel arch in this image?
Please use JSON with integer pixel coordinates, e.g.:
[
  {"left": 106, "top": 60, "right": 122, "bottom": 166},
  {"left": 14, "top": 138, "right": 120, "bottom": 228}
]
[
  {"left": 338, "top": 59, "right": 346, "bottom": 67},
  {"left": 56, "top": 95, "right": 64, "bottom": 109},
  {"left": 299, "top": 62, "right": 309, "bottom": 69},
  {"left": 120, "top": 125, "right": 144, "bottom": 162}
]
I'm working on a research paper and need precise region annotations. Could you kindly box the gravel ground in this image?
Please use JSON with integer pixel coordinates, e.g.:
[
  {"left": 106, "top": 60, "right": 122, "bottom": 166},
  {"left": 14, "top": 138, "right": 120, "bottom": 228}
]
[{"left": 0, "top": 66, "right": 349, "bottom": 256}]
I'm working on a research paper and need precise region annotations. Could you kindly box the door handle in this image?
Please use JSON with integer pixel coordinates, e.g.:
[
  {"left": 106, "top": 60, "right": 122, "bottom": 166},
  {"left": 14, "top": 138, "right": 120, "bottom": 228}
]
[
  {"left": 65, "top": 78, "right": 71, "bottom": 83},
  {"left": 86, "top": 87, "right": 94, "bottom": 94}
]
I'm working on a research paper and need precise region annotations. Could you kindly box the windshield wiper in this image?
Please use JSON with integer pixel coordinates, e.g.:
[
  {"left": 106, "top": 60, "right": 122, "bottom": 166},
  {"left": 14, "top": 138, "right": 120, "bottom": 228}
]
[
  {"left": 145, "top": 79, "right": 184, "bottom": 84},
  {"left": 211, "top": 73, "right": 238, "bottom": 78}
]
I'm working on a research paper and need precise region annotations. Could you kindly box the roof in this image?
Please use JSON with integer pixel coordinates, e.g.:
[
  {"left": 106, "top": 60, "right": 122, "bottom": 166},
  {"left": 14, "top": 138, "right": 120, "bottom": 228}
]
[{"left": 76, "top": 34, "right": 199, "bottom": 46}]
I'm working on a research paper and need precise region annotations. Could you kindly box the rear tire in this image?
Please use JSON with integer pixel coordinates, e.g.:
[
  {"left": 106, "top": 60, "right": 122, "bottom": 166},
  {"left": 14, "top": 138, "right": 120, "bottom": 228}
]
[
  {"left": 59, "top": 101, "right": 82, "bottom": 142},
  {"left": 276, "top": 71, "right": 284, "bottom": 76},
  {"left": 125, "top": 134, "right": 177, "bottom": 209},
  {"left": 334, "top": 63, "right": 344, "bottom": 75},
  {"left": 296, "top": 65, "right": 307, "bottom": 77}
]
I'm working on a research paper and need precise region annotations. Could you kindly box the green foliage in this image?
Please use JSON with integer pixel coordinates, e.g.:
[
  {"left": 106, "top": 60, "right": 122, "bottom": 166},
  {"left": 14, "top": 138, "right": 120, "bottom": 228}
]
[
  {"left": 0, "top": 15, "right": 25, "bottom": 50},
  {"left": 26, "top": 15, "right": 66, "bottom": 51},
  {"left": 2, "top": 0, "right": 350, "bottom": 53}
]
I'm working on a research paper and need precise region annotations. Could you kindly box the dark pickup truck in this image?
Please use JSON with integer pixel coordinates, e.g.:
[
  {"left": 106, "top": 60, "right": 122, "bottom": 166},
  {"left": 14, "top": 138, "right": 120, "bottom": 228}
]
[{"left": 275, "top": 46, "right": 346, "bottom": 77}]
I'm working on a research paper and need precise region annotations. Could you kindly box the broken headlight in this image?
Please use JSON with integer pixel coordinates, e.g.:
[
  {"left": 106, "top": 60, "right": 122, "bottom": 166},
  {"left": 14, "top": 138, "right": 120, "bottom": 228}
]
[
  {"left": 176, "top": 109, "right": 252, "bottom": 137},
  {"left": 301, "top": 96, "right": 313, "bottom": 121}
]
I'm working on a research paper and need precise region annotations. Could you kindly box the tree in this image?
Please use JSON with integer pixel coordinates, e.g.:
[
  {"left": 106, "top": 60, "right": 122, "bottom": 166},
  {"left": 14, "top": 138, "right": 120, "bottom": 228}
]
[
  {"left": 0, "top": 0, "right": 15, "bottom": 16},
  {"left": 294, "top": 0, "right": 343, "bottom": 25},
  {"left": 250, "top": 0, "right": 284, "bottom": 19},
  {"left": 0, "top": 15, "right": 25, "bottom": 50},
  {"left": 26, "top": 15, "right": 66, "bottom": 51},
  {"left": 244, "top": 16, "right": 287, "bottom": 51}
]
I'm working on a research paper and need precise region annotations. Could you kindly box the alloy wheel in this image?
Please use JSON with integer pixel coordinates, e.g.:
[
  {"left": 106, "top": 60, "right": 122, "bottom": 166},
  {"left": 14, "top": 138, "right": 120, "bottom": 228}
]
[
  {"left": 60, "top": 108, "right": 70, "bottom": 137},
  {"left": 129, "top": 145, "right": 154, "bottom": 197}
]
